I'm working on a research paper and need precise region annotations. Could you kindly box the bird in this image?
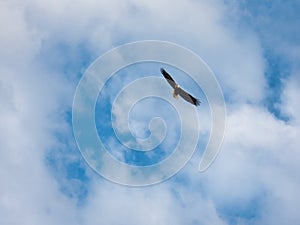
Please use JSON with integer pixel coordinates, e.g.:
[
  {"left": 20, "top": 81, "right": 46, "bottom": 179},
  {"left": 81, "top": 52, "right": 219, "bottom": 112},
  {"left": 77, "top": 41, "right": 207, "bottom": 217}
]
[{"left": 161, "top": 68, "right": 201, "bottom": 106}]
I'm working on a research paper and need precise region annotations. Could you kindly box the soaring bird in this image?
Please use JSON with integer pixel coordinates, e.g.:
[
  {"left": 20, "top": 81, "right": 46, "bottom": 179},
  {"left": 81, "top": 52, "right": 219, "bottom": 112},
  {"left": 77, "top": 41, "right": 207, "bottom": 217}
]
[{"left": 161, "top": 68, "right": 201, "bottom": 106}]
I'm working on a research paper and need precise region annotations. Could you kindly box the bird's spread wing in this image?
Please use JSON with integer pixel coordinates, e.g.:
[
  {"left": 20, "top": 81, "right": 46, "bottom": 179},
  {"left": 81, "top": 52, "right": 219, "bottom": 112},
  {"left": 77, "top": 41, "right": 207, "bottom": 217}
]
[
  {"left": 178, "top": 88, "right": 201, "bottom": 106},
  {"left": 161, "top": 68, "right": 176, "bottom": 89}
]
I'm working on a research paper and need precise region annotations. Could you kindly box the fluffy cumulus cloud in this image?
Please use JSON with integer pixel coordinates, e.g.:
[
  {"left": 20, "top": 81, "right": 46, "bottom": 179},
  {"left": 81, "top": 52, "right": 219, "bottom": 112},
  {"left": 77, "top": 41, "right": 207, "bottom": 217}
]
[{"left": 0, "top": 0, "right": 299, "bottom": 225}]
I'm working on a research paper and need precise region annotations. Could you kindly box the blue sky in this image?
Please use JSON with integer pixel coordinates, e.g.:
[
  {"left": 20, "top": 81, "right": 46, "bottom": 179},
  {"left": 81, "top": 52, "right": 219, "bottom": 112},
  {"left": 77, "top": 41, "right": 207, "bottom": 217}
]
[{"left": 1, "top": 0, "right": 300, "bottom": 224}]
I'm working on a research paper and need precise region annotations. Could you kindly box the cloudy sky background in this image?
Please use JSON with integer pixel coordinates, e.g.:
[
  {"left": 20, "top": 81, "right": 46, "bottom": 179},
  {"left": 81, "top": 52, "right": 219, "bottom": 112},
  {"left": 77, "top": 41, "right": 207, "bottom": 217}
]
[{"left": 1, "top": 0, "right": 300, "bottom": 224}]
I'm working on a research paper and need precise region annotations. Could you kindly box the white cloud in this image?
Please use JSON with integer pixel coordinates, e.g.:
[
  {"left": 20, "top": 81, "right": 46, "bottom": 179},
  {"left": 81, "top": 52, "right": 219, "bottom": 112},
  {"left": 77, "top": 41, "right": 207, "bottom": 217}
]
[
  {"left": 8, "top": 0, "right": 267, "bottom": 103},
  {"left": 0, "top": 71, "right": 77, "bottom": 225},
  {"left": 199, "top": 103, "right": 300, "bottom": 224},
  {"left": 82, "top": 180, "right": 227, "bottom": 225},
  {"left": 0, "top": 1, "right": 43, "bottom": 67},
  {"left": 0, "top": 0, "right": 299, "bottom": 225}
]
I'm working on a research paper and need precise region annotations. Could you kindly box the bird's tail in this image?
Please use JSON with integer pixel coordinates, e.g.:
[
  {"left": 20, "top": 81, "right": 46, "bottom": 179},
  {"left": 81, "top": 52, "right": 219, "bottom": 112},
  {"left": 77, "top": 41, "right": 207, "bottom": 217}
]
[{"left": 173, "top": 90, "right": 179, "bottom": 98}]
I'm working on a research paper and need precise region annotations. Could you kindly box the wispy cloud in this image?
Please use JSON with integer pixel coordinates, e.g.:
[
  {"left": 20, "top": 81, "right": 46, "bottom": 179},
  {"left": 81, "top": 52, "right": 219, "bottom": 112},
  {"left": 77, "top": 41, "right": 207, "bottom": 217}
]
[{"left": 1, "top": 0, "right": 299, "bottom": 225}]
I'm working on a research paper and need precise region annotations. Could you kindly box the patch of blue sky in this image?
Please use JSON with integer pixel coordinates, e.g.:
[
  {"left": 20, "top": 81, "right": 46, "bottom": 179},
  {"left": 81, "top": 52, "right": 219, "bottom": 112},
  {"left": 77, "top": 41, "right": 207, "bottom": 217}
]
[
  {"left": 216, "top": 191, "right": 266, "bottom": 225},
  {"left": 45, "top": 109, "right": 91, "bottom": 205},
  {"left": 37, "top": 39, "right": 101, "bottom": 203},
  {"left": 225, "top": 0, "right": 300, "bottom": 120},
  {"left": 95, "top": 62, "right": 182, "bottom": 166},
  {"left": 45, "top": 146, "right": 91, "bottom": 205},
  {"left": 263, "top": 52, "right": 291, "bottom": 120},
  {"left": 44, "top": 44, "right": 209, "bottom": 201},
  {"left": 35, "top": 40, "right": 96, "bottom": 80}
]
